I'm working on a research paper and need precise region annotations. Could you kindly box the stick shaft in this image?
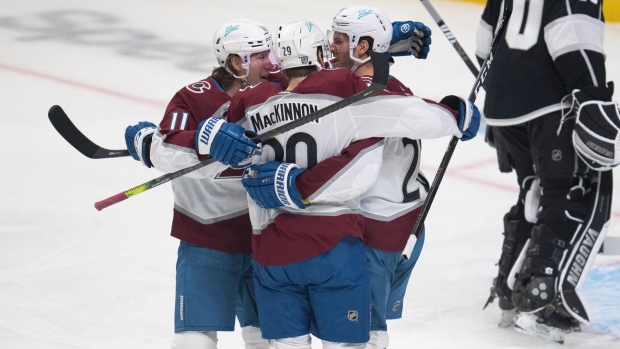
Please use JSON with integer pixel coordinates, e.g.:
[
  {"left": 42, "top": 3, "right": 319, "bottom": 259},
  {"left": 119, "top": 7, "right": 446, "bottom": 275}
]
[
  {"left": 419, "top": 0, "right": 480, "bottom": 77},
  {"left": 94, "top": 51, "right": 390, "bottom": 210},
  {"left": 412, "top": 7, "right": 511, "bottom": 236}
]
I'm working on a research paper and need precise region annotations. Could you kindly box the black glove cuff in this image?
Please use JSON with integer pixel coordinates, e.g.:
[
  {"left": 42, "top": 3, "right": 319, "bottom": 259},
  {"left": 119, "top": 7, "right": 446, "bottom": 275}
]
[
  {"left": 579, "top": 81, "right": 614, "bottom": 102},
  {"left": 439, "top": 95, "right": 460, "bottom": 113},
  {"left": 143, "top": 134, "right": 154, "bottom": 168}
]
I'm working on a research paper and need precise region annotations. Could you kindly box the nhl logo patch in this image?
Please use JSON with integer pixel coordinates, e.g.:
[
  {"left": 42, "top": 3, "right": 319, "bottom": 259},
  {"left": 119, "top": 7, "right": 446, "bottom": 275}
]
[
  {"left": 348, "top": 310, "right": 359, "bottom": 321},
  {"left": 392, "top": 300, "right": 401, "bottom": 311},
  {"left": 552, "top": 149, "right": 562, "bottom": 161}
]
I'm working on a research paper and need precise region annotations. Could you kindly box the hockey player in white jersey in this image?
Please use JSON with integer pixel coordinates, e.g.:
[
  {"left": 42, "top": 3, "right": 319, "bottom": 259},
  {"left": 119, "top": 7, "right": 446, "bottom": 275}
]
[
  {"left": 477, "top": 0, "right": 615, "bottom": 343},
  {"left": 196, "top": 19, "right": 479, "bottom": 349},
  {"left": 123, "top": 19, "right": 278, "bottom": 349},
  {"left": 326, "top": 6, "right": 460, "bottom": 349},
  {"left": 122, "top": 15, "right": 444, "bottom": 349}
]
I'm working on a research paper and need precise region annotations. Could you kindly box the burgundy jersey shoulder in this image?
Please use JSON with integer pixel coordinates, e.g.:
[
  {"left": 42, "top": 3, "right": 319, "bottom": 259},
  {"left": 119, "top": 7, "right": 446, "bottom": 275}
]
[
  {"left": 162, "top": 76, "right": 230, "bottom": 131},
  {"left": 386, "top": 76, "right": 414, "bottom": 96},
  {"left": 268, "top": 71, "right": 289, "bottom": 90},
  {"left": 228, "top": 82, "right": 284, "bottom": 123},
  {"left": 361, "top": 75, "right": 413, "bottom": 96},
  {"left": 294, "top": 68, "right": 367, "bottom": 98}
]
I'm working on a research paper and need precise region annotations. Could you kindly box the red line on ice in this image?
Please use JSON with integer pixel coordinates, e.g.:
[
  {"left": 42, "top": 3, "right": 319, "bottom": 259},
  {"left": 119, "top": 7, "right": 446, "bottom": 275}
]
[{"left": 0, "top": 62, "right": 166, "bottom": 108}]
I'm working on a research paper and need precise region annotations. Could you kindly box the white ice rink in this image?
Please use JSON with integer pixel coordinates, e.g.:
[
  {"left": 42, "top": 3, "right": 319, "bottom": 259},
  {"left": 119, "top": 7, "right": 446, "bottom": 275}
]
[{"left": 1, "top": 0, "right": 619, "bottom": 348}]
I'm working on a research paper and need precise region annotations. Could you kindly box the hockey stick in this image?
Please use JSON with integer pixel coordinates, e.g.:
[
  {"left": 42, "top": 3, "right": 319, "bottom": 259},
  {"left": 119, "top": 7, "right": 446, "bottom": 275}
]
[
  {"left": 419, "top": 0, "right": 480, "bottom": 77},
  {"left": 94, "top": 50, "right": 390, "bottom": 211},
  {"left": 48, "top": 105, "right": 130, "bottom": 159},
  {"left": 412, "top": 7, "right": 511, "bottom": 236},
  {"left": 420, "top": 0, "right": 500, "bottom": 148}
]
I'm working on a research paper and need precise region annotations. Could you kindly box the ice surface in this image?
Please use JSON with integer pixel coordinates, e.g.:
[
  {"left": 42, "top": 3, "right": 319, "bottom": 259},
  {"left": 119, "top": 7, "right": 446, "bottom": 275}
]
[{"left": 1, "top": 1, "right": 619, "bottom": 348}]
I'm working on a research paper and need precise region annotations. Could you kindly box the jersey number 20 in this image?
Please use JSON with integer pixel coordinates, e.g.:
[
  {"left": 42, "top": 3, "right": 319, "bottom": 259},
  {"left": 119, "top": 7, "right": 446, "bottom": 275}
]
[{"left": 262, "top": 132, "right": 318, "bottom": 167}]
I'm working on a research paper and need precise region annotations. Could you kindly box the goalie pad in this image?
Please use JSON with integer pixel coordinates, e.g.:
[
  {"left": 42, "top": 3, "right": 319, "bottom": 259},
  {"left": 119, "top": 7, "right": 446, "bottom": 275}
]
[
  {"left": 507, "top": 238, "right": 529, "bottom": 292},
  {"left": 523, "top": 176, "right": 541, "bottom": 224},
  {"left": 558, "top": 170, "right": 612, "bottom": 323},
  {"left": 501, "top": 202, "right": 536, "bottom": 294},
  {"left": 571, "top": 93, "right": 620, "bottom": 171}
]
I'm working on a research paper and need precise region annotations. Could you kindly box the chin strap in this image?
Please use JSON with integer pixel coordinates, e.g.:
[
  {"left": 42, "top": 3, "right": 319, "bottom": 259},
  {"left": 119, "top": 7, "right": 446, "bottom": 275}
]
[
  {"left": 224, "top": 66, "right": 250, "bottom": 86},
  {"left": 349, "top": 48, "right": 371, "bottom": 73}
]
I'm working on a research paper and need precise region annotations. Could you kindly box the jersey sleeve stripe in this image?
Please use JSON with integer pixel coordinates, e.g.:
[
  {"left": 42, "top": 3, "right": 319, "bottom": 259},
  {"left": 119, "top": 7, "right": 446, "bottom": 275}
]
[
  {"left": 544, "top": 14, "right": 605, "bottom": 60},
  {"left": 475, "top": 19, "right": 494, "bottom": 59}
]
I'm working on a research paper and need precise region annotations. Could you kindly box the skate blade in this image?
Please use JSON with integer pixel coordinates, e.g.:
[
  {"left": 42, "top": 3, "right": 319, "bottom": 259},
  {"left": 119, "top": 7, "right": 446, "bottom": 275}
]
[
  {"left": 498, "top": 308, "right": 517, "bottom": 328},
  {"left": 514, "top": 313, "right": 567, "bottom": 344}
]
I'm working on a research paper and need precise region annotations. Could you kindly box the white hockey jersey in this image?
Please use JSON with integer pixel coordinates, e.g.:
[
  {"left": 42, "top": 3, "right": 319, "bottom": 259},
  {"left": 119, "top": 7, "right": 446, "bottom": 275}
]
[
  {"left": 150, "top": 76, "right": 254, "bottom": 254},
  {"left": 228, "top": 68, "right": 460, "bottom": 266},
  {"left": 359, "top": 76, "right": 429, "bottom": 252},
  {"left": 309, "top": 75, "right": 431, "bottom": 253}
]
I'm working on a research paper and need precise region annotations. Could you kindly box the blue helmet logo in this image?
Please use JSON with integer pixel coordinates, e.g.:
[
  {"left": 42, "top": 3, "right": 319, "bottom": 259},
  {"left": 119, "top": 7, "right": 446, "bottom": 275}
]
[
  {"left": 224, "top": 25, "right": 240, "bottom": 36},
  {"left": 358, "top": 9, "right": 374, "bottom": 19}
]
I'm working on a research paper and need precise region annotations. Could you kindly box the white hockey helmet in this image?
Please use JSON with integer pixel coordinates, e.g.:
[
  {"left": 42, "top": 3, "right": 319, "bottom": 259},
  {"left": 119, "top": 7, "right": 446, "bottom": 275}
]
[
  {"left": 332, "top": 5, "right": 392, "bottom": 53},
  {"left": 276, "top": 21, "right": 330, "bottom": 70},
  {"left": 212, "top": 19, "right": 273, "bottom": 78},
  {"left": 331, "top": 5, "right": 392, "bottom": 71}
]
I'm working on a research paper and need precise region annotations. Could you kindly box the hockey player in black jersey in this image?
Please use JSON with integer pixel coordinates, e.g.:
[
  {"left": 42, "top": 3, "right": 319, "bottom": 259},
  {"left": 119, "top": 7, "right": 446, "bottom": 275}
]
[{"left": 476, "top": 0, "right": 617, "bottom": 344}]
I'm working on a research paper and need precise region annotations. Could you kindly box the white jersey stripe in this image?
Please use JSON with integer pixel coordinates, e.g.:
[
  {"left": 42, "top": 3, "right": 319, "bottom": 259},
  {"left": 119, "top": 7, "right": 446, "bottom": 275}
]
[
  {"left": 485, "top": 102, "right": 570, "bottom": 127},
  {"left": 545, "top": 14, "right": 605, "bottom": 60},
  {"left": 180, "top": 112, "right": 189, "bottom": 130},
  {"left": 170, "top": 112, "right": 178, "bottom": 130},
  {"left": 475, "top": 19, "right": 493, "bottom": 59}
]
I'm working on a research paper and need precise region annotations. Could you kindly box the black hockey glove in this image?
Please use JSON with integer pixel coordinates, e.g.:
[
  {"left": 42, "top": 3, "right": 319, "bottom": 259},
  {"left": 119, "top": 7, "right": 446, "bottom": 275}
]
[{"left": 569, "top": 82, "right": 620, "bottom": 170}]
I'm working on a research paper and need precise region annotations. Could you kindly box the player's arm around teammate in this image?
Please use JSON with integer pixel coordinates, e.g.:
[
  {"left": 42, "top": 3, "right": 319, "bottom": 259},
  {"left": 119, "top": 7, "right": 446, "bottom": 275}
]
[{"left": 124, "top": 19, "right": 278, "bottom": 349}]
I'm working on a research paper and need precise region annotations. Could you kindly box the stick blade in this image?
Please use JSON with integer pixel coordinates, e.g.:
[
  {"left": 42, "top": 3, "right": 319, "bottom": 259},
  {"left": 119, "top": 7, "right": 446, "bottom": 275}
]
[{"left": 48, "top": 105, "right": 130, "bottom": 159}]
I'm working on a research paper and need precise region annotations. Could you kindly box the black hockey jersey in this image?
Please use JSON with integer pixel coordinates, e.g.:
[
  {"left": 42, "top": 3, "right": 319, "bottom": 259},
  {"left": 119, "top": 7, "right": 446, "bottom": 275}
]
[{"left": 476, "top": 0, "right": 608, "bottom": 125}]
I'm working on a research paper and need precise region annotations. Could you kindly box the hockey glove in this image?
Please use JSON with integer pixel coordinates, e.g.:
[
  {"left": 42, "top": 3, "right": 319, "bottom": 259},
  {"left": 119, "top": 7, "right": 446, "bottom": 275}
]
[
  {"left": 241, "top": 161, "right": 307, "bottom": 209},
  {"left": 195, "top": 117, "right": 261, "bottom": 168},
  {"left": 125, "top": 121, "right": 157, "bottom": 168},
  {"left": 569, "top": 83, "right": 620, "bottom": 171},
  {"left": 440, "top": 95, "right": 480, "bottom": 141},
  {"left": 388, "top": 21, "right": 432, "bottom": 59}
]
